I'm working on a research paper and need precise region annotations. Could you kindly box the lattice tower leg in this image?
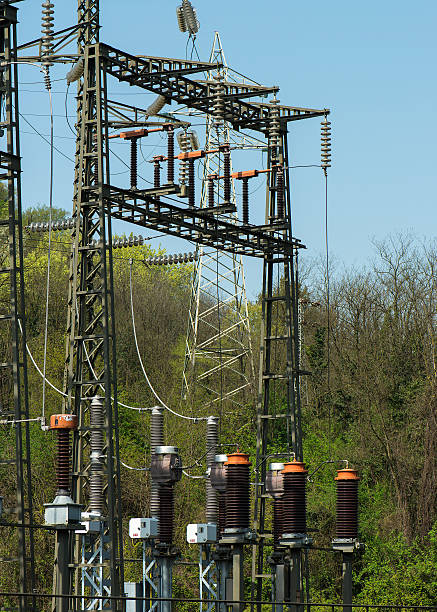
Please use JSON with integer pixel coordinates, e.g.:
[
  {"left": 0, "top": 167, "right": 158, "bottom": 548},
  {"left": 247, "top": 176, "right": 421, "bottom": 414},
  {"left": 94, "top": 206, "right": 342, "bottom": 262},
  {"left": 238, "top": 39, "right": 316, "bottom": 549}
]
[
  {"left": 250, "top": 126, "right": 303, "bottom": 608},
  {"left": 181, "top": 32, "right": 255, "bottom": 421},
  {"left": 0, "top": 5, "right": 35, "bottom": 609},
  {"left": 62, "top": 43, "right": 124, "bottom": 609}
]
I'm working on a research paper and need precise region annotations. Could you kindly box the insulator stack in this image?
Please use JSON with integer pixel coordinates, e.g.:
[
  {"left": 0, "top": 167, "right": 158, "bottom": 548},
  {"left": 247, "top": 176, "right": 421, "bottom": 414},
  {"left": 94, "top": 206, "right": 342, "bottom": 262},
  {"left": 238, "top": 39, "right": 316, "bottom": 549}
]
[
  {"left": 206, "top": 416, "right": 219, "bottom": 524},
  {"left": 181, "top": 0, "right": 200, "bottom": 35},
  {"left": 150, "top": 446, "right": 182, "bottom": 544},
  {"left": 223, "top": 145, "right": 231, "bottom": 203},
  {"left": 153, "top": 156, "right": 162, "bottom": 202},
  {"left": 89, "top": 397, "right": 104, "bottom": 515},
  {"left": 242, "top": 177, "right": 249, "bottom": 224},
  {"left": 276, "top": 167, "right": 284, "bottom": 218},
  {"left": 335, "top": 469, "right": 359, "bottom": 539},
  {"left": 130, "top": 137, "right": 138, "bottom": 190},
  {"left": 208, "top": 175, "right": 215, "bottom": 207},
  {"left": 176, "top": 5, "right": 187, "bottom": 32},
  {"left": 269, "top": 102, "right": 281, "bottom": 163},
  {"left": 167, "top": 126, "right": 175, "bottom": 184},
  {"left": 66, "top": 59, "right": 84, "bottom": 85},
  {"left": 154, "top": 157, "right": 161, "bottom": 189},
  {"left": 189, "top": 130, "right": 200, "bottom": 150},
  {"left": 212, "top": 76, "right": 225, "bottom": 127},
  {"left": 27, "top": 218, "right": 77, "bottom": 232},
  {"left": 266, "top": 462, "right": 285, "bottom": 550},
  {"left": 112, "top": 235, "right": 144, "bottom": 248},
  {"left": 150, "top": 408, "right": 164, "bottom": 519},
  {"left": 225, "top": 452, "right": 251, "bottom": 530},
  {"left": 56, "top": 430, "right": 70, "bottom": 492},
  {"left": 151, "top": 408, "right": 164, "bottom": 453},
  {"left": 218, "top": 495, "right": 226, "bottom": 537},
  {"left": 273, "top": 500, "right": 283, "bottom": 550},
  {"left": 210, "top": 454, "right": 228, "bottom": 536},
  {"left": 159, "top": 485, "right": 174, "bottom": 545},
  {"left": 144, "top": 251, "right": 197, "bottom": 265},
  {"left": 41, "top": 1, "right": 54, "bottom": 68},
  {"left": 177, "top": 131, "right": 190, "bottom": 186},
  {"left": 146, "top": 95, "right": 167, "bottom": 117},
  {"left": 281, "top": 461, "right": 308, "bottom": 535},
  {"left": 49, "top": 414, "right": 78, "bottom": 495},
  {"left": 321, "top": 117, "right": 331, "bottom": 170},
  {"left": 188, "top": 159, "right": 195, "bottom": 207}
]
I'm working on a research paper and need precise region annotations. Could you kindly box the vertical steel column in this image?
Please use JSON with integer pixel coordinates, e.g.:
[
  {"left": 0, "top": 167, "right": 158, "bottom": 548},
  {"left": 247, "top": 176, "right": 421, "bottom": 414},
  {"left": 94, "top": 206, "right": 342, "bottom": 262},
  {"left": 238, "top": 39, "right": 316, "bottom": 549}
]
[
  {"left": 342, "top": 553, "right": 353, "bottom": 612},
  {"left": 0, "top": 4, "right": 35, "bottom": 609},
  {"left": 63, "top": 0, "right": 100, "bottom": 407},
  {"left": 251, "top": 108, "right": 302, "bottom": 607},
  {"left": 66, "top": 41, "right": 124, "bottom": 608}
]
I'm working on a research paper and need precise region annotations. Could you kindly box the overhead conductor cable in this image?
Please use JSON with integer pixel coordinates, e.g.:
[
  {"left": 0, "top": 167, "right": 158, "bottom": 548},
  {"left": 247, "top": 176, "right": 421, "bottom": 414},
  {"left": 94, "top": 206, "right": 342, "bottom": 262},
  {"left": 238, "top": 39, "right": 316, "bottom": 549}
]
[{"left": 129, "top": 260, "right": 207, "bottom": 421}]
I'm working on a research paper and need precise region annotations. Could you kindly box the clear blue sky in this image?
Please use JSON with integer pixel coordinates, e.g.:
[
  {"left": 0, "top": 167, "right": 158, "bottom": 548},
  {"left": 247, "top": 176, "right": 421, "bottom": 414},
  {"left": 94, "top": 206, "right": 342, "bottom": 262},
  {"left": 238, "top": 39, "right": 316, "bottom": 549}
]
[{"left": 15, "top": 1, "right": 436, "bottom": 298}]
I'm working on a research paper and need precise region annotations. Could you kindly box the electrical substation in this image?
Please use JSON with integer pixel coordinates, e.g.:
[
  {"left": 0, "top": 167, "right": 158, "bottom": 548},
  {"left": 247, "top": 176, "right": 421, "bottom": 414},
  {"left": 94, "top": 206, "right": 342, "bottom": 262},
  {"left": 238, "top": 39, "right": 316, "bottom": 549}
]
[{"left": 0, "top": 1, "right": 367, "bottom": 611}]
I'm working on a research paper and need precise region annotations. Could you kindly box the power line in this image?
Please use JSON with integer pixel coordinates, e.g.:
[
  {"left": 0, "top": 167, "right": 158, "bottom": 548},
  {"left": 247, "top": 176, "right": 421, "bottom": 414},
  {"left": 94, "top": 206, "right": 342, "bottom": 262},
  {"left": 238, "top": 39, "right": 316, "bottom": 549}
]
[{"left": 129, "top": 259, "right": 207, "bottom": 422}]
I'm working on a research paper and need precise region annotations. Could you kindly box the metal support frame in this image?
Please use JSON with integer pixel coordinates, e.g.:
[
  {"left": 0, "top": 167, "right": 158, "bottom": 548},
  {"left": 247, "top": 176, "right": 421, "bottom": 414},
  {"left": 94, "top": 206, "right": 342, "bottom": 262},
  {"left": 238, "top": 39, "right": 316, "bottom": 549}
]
[
  {"left": 342, "top": 553, "right": 353, "bottom": 612},
  {"left": 64, "top": 30, "right": 124, "bottom": 606},
  {"left": 0, "top": 3, "right": 35, "bottom": 609},
  {"left": 10, "top": 2, "right": 328, "bottom": 605},
  {"left": 182, "top": 32, "right": 255, "bottom": 417},
  {"left": 251, "top": 126, "right": 304, "bottom": 605},
  {"left": 198, "top": 544, "right": 217, "bottom": 612},
  {"left": 142, "top": 542, "right": 159, "bottom": 612}
]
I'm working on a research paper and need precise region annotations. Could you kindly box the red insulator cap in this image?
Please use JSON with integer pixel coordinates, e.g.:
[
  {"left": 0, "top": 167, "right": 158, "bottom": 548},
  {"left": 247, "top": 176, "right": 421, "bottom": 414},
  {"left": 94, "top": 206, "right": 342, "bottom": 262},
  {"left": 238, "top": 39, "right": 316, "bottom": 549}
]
[
  {"left": 50, "top": 414, "right": 78, "bottom": 430},
  {"left": 282, "top": 460, "right": 308, "bottom": 474},
  {"left": 335, "top": 468, "right": 359, "bottom": 481},
  {"left": 225, "top": 452, "right": 251, "bottom": 466}
]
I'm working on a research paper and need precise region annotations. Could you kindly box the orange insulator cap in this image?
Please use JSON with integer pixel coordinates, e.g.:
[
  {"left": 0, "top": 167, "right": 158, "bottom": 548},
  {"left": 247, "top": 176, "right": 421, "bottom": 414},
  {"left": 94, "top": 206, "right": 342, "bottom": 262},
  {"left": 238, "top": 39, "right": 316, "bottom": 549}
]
[
  {"left": 282, "top": 461, "right": 308, "bottom": 474},
  {"left": 50, "top": 414, "right": 78, "bottom": 430},
  {"left": 225, "top": 452, "right": 251, "bottom": 466},
  {"left": 335, "top": 468, "right": 359, "bottom": 481}
]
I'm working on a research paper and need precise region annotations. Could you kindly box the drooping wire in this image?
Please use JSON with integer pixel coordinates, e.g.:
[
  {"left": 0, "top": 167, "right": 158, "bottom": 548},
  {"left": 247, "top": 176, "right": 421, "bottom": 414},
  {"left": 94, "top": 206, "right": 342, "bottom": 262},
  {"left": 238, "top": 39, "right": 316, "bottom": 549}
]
[
  {"left": 129, "top": 259, "right": 207, "bottom": 421},
  {"left": 39, "top": 67, "right": 54, "bottom": 427},
  {"left": 120, "top": 460, "right": 150, "bottom": 471},
  {"left": 18, "top": 110, "right": 74, "bottom": 162},
  {"left": 321, "top": 115, "right": 332, "bottom": 457},
  {"left": 64, "top": 83, "right": 75, "bottom": 136},
  {"left": 17, "top": 319, "right": 67, "bottom": 398},
  {"left": 324, "top": 168, "right": 331, "bottom": 458}
]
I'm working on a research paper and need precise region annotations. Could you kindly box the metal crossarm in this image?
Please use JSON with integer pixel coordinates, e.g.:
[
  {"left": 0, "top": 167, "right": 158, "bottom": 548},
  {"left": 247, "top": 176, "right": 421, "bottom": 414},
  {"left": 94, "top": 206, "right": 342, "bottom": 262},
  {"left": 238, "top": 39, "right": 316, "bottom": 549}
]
[
  {"left": 99, "top": 184, "right": 302, "bottom": 257},
  {"left": 99, "top": 43, "right": 328, "bottom": 132}
]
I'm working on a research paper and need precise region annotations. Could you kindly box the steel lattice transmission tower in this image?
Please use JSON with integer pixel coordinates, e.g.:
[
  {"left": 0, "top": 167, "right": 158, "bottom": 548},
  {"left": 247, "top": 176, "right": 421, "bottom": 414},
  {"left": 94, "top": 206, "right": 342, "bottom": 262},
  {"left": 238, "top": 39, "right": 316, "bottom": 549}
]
[
  {"left": 0, "top": 4, "right": 35, "bottom": 609},
  {"left": 181, "top": 33, "right": 255, "bottom": 417}
]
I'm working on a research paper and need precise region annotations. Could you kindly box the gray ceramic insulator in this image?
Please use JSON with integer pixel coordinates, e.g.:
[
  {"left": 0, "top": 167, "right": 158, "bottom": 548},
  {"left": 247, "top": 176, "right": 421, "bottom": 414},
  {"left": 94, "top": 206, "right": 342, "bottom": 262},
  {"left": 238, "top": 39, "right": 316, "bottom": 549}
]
[
  {"left": 66, "top": 58, "right": 84, "bottom": 85},
  {"left": 206, "top": 416, "right": 219, "bottom": 524},
  {"left": 89, "top": 397, "right": 104, "bottom": 514},
  {"left": 150, "top": 407, "right": 164, "bottom": 518}
]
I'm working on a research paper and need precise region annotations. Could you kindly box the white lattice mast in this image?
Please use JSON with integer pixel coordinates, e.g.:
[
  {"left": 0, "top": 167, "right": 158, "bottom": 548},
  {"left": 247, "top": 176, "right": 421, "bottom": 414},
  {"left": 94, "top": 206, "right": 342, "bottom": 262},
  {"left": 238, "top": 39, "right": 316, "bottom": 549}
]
[{"left": 181, "top": 32, "right": 255, "bottom": 417}]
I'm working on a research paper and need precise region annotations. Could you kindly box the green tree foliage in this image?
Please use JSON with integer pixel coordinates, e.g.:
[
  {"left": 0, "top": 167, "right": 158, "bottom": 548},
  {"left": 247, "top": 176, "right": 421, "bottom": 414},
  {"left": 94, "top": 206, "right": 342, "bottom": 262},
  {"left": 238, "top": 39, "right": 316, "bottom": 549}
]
[{"left": 0, "top": 226, "right": 435, "bottom": 603}]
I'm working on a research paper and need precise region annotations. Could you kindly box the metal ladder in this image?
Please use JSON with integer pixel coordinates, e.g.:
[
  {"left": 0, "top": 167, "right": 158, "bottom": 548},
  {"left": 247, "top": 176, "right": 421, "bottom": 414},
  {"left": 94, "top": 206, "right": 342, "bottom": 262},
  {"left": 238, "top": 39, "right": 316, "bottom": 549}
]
[{"left": 251, "top": 126, "right": 303, "bottom": 603}]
